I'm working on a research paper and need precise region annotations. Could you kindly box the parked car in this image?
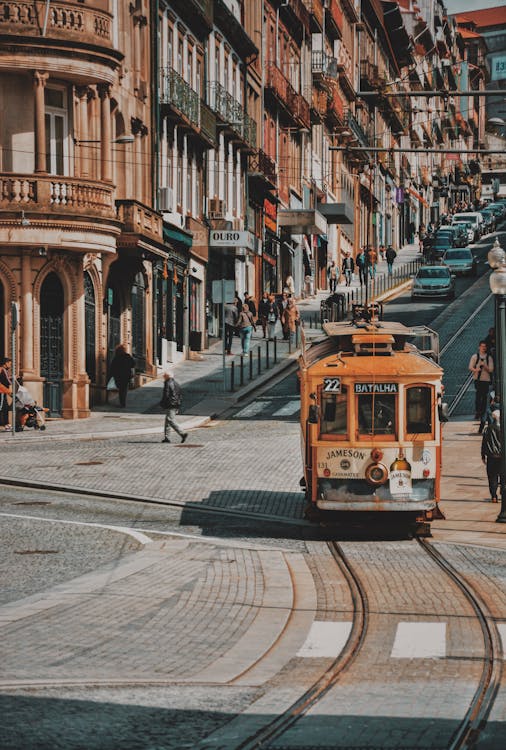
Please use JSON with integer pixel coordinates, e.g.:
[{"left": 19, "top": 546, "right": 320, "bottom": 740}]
[
  {"left": 452, "top": 212, "right": 484, "bottom": 239},
  {"left": 442, "top": 247, "right": 478, "bottom": 276},
  {"left": 426, "top": 237, "right": 454, "bottom": 261},
  {"left": 435, "top": 225, "right": 467, "bottom": 247},
  {"left": 412, "top": 265, "right": 456, "bottom": 300},
  {"left": 486, "top": 203, "right": 506, "bottom": 221}
]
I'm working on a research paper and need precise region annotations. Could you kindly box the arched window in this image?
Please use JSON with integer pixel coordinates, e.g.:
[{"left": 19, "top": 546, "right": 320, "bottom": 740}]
[{"left": 84, "top": 272, "right": 96, "bottom": 382}]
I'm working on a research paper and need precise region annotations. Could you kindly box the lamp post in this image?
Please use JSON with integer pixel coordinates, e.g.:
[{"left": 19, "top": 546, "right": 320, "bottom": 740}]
[{"left": 488, "top": 237, "right": 506, "bottom": 522}]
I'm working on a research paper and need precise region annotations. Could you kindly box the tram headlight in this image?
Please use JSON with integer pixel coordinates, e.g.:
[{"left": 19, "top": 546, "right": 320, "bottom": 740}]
[{"left": 365, "top": 462, "right": 388, "bottom": 486}]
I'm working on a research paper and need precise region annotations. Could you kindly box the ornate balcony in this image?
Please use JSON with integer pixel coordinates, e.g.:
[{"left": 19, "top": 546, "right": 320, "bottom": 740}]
[
  {"left": 345, "top": 111, "right": 370, "bottom": 148},
  {"left": 360, "top": 60, "right": 380, "bottom": 91},
  {"left": 1, "top": 173, "right": 114, "bottom": 218},
  {"left": 0, "top": 1, "right": 120, "bottom": 78},
  {"left": 282, "top": 0, "right": 310, "bottom": 35},
  {"left": 326, "top": 86, "right": 344, "bottom": 125},
  {"left": 306, "top": 0, "right": 324, "bottom": 31},
  {"left": 207, "top": 82, "right": 257, "bottom": 150},
  {"left": 161, "top": 68, "right": 200, "bottom": 128},
  {"left": 288, "top": 88, "right": 311, "bottom": 129},
  {"left": 340, "top": 0, "right": 360, "bottom": 23},
  {"left": 116, "top": 200, "right": 163, "bottom": 244},
  {"left": 248, "top": 149, "right": 277, "bottom": 192},
  {"left": 265, "top": 63, "right": 309, "bottom": 128},
  {"left": 169, "top": 0, "right": 213, "bottom": 33}
]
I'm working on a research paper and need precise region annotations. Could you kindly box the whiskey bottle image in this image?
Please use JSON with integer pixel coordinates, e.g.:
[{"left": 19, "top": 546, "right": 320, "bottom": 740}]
[{"left": 389, "top": 448, "right": 412, "bottom": 497}]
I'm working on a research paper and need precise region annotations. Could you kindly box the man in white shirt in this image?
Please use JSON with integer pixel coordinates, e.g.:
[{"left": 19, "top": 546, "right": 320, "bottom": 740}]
[{"left": 469, "top": 340, "right": 494, "bottom": 427}]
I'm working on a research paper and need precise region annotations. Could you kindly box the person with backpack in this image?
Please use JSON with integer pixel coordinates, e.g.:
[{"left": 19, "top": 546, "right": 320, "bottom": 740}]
[
  {"left": 469, "top": 341, "right": 494, "bottom": 425},
  {"left": 160, "top": 371, "right": 188, "bottom": 444},
  {"left": 481, "top": 410, "right": 502, "bottom": 502}
]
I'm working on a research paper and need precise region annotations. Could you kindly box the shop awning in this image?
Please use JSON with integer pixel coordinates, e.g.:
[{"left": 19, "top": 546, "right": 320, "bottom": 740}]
[
  {"left": 407, "top": 187, "right": 429, "bottom": 208},
  {"left": 163, "top": 225, "right": 193, "bottom": 248},
  {"left": 278, "top": 209, "right": 327, "bottom": 235},
  {"left": 316, "top": 201, "right": 354, "bottom": 225}
]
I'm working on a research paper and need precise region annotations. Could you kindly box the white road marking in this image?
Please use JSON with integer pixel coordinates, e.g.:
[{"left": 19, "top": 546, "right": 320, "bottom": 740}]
[
  {"left": 297, "top": 621, "right": 352, "bottom": 658},
  {"left": 391, "top": 622, "right": 446, "bottom": 659},
  {"left": 497, "top": 624, "right": 506, "bottom": 657},
  {"left": 0, "top": 512, "right": 153, "bottom": 546},
  {"left": 234, "top": 401, "right": 266, "bottom": 418},
  {"left": 272, "top": 400, "right": 300, "bottom": 417}
]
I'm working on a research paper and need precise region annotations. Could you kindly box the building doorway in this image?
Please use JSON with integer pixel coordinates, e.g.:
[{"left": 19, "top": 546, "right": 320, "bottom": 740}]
[
  {"left": 131, "top": 271, "right": 146, "bottom": 371},
  {"left": 107, "top": 281, "right": 121, "bottom": 368},
  {"left": 40, "top": 272, "right": 64, "bottom": 416}
]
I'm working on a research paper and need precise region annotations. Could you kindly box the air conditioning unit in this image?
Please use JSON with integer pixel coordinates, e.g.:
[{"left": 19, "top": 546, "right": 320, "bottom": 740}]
[
  {"left": 158, "top": 187, "right": 173, "bottom": 212},
  {"left": 208, "top": 198, "right": 224, "bottom": 218}
]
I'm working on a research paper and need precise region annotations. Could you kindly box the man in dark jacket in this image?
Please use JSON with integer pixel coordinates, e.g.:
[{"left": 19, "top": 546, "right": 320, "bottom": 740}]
[
  {"left": 341, "top": 253, "right": 354, "bottom": 286},
  {"left": 385, "top": 245, "right": 397, "bottom": 276},
  {"left": 481, "top": 410, "right": 502, "bottom": 502},
  {"left": 160, "top": 371, "right": 188, "bottom": 444},
  {"left": 109, "top": 344, "right": 135, "bottom": 408}
]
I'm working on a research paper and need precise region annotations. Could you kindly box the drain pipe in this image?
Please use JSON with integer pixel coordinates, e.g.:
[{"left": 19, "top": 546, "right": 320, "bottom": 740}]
[{"left": 42, "top": 0, "right": 51, "bottom": 36}]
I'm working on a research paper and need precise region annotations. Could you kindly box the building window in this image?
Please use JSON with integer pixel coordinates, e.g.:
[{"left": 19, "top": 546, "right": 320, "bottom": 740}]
[
  {"left": 406, "top": 386, "right": 433, "bottom": 436},
  {"left": 357, "top": 393, "right": 396, "bottom": 437},
  {"left": 45, "top": 86, "right": 68, "bottom": 175},
  {"left": 320, "top": 388, "right": 348, "bottom": 437}
]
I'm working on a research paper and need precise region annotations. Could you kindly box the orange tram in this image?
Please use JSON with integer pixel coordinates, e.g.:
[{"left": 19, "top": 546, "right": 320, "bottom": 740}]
[{"left": 299, "top": 307, "right": 446, "bottom": 534}]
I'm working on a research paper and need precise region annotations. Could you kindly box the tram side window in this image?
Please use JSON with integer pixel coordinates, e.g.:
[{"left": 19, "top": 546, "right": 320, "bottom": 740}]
[
  {"left": 358, "top": 394, "right": 396, "bottom": 435},
  {"left": 406, "top": 386, "right": 432, "bottom": 435},
  {"left": 321, "top": 388, "right": 347, "bottom": 435}
]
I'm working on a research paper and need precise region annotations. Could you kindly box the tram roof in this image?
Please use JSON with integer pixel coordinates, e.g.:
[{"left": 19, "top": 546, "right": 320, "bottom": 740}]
[
  {"left": 322, "top": 321, "right": 414, "bottom": 338},
  {"left": 305, "top": 350, "right": 442, "bottom": 378}
]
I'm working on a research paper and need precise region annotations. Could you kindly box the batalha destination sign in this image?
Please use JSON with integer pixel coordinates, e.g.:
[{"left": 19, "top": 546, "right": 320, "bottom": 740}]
[{"left": 354, "top": 383, "right": 399, "bottom": 394}]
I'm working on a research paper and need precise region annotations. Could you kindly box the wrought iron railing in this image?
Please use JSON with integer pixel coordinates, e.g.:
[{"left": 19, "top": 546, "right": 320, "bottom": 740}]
[
  {"left": 207, "top": 81, "right": 257, "bottom": 148},
  {"left": 345, "top": 110, "right": 370, "bottom": 147},
  {"left": 160, "top": 68, "right": 200, "bottom": 127}
]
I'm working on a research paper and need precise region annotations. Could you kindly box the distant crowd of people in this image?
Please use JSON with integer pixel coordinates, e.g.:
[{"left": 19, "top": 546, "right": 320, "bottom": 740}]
[
  {"left": 224, "top": 290, "right": 300, "bottom": 356},
  {"left": 326, "top": 244, "right": 398, "bottom": 290}
]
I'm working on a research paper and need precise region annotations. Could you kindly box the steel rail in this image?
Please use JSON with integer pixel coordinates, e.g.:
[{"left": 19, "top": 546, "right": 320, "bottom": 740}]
[
  {"left": 234, "top": 541, "right": 369, "bottom": 750},
  {"left": 419, "top": 539, "right": 502, "bottom": 749}
]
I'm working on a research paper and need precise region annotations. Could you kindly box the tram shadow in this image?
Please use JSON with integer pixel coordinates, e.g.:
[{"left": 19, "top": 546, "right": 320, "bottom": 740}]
[{"left": 180, "top": 492, "right": 420, "bottom": 542}]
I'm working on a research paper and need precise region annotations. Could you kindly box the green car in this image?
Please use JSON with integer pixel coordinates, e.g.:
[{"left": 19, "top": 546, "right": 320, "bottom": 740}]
[
  {"left": 442, "top": 248, "right": 478, "bottom": 276},
  {"left": 411, "top": 265, "right": 456, "bottom": 300}
]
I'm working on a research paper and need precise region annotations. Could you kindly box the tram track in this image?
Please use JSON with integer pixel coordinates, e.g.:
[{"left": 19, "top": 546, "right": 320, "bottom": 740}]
[{"left": 418, "top": 538, "right": 503, "bottom": 750}]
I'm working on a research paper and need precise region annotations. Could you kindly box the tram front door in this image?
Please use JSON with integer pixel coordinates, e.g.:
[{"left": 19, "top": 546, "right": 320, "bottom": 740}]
[{"left": 40, "top": 273, "right": 64, "bottom": 416}]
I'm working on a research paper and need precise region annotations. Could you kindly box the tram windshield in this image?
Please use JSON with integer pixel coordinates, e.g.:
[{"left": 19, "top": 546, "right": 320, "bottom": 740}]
[
  {"left": 406, "top": 386, "right": 432, "bottom": 434},
  {"left": 358, "top": 394, "right": 396, "bottom": 435},
  {"left": 321, "top": 388, "right": 348, "bottom": 435}
]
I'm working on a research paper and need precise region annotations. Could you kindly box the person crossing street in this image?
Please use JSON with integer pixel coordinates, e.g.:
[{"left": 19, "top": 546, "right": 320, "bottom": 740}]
[{"left": 160, "top": 371, "right": 188, "bottom": 444}]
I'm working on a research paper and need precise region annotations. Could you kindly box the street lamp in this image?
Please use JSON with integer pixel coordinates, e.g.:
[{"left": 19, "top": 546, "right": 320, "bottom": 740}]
[{"left": 488, "top": 237, "right": 506, "bottom": 522}]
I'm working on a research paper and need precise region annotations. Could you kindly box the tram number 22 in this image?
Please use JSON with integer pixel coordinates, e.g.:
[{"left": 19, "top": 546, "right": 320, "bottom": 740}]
[{"left": 323, "top": 377, "right": 341, "bottom": 393}]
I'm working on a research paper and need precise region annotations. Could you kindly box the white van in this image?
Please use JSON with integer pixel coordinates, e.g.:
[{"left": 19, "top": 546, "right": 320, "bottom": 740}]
[{"left": 451, "top": 212, "right": 484, "bottom": 241}]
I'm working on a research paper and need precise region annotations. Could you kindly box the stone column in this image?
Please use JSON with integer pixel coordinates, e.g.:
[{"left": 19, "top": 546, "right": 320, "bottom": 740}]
[
  {"left": 76, "top": 86, "right": 90, "bottom": 178},
  {"left": 33, "top": 71, "right": 48, "bottom": 173},
  {"left": 98, "top": 83, "right": 112, "bottom": 183}
]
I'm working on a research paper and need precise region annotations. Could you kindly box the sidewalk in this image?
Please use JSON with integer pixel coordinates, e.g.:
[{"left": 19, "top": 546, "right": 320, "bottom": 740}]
[{"left": 0, "top": 241, "right": 420, "bottom": 442}]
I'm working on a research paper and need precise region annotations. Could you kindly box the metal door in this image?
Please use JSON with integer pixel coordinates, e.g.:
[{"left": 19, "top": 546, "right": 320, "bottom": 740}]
[
  {"left": 131, "top": 272, "right": 146, "bottom": 371},
  {"left": 40, "top": 273, "right": 64, "bottom": 415},
  {"left": 84, "top": 272, "right": 96, "bottom": 383}
]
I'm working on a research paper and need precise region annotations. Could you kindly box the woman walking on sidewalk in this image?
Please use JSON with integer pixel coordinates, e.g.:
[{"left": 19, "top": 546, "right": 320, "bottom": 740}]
[
  {"left": 236, "top": 303, "right": 256, "bottom": 354},
  {"left": 266, "top": 295, "right": 279, "bottom": 340},
  {"left": 281, "top": 298, "right": 300, "bottom": 346}
]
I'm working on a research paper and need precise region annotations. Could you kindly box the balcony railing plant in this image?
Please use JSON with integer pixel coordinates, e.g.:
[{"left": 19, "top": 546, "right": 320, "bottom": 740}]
[{"left": 160, "top": 68, "right": 200, "bottom": 127}]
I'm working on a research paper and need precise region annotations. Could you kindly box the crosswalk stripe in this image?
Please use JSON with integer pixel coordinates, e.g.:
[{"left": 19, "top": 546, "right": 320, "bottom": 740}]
[
  {"left": 234, "top": 401, "right": 266, "bottom": 418},
  {"left": 391, "top": 622, "right": 446, "bottom": 659},
  {"left": 272, "top": 400, "right": 300, "bottom": 417},
  {"left": 297, "top": 621, "right": 352, "bottom": 658}
]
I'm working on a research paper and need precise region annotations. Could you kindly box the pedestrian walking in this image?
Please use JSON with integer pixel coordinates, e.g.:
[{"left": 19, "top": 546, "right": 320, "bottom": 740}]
[
  {"left": 281, "top": 298, "right": 300, "bottom": 345},
  {"left": 481, "top": 409, "right": 502, "bottom": 502},
  {"left": 284, "top": 274, "right": 295, "bottom": 296},
  {"left": 266, "top": 294, "right": 279, "bottom": 340},
  {"left": 258, "top": 292, "right": 270, "bottom": 339},
  {"left": 278, "top": 292, "right": 290, "bottom": 340},
  {"left": 236, "top": 303, "right": 256, "bottom": 354},
  {"left": 385, "top": 245, "right": 397, "bottom": 276},
  {"left": 469, "top": 341, "right": 494, "bottom": 424},
  {"left": 160, "top": 371, "right": 187, "bottom": 444},
  {"left": 224, "top": 299, "right": 238, "bottom": 355},
  {"left": 108, "top": 344, "right": 135, "bottom": 408},
  {"left": 244, "top": 292, "right": 257, "bottom": 319},
  {"left": 0, "top": 356, "right": 12, "bottom": 430},
  {"left": 327, "top": 260, "right": 338, "bottom": 293},
  {"left": 356, "top": 249, "right": 366, "bottom": 285},
  {"left": 367, "top": 247, "right": 378, "bottom": 278},
  {"left": 341, "top": 252, "right": 355, "bottom": 286},
  {"left": 379, "top": 244, "right": 386, "bottom": 261}
]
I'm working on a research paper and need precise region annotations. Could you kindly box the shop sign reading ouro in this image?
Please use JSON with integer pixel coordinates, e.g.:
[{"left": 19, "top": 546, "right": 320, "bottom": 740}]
[{"left": 209, "top": 230, "right": 256, "bottom": 251}]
